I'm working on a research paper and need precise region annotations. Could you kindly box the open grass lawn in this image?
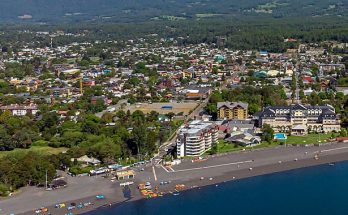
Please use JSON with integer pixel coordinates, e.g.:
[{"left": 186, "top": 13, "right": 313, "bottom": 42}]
[
  {"left": 0, "top": 146, "right": 68, "bottom": 158},
  {"left": 277, "top": 133, "right": 337, "bottom": 145},
  {"left": 212, "top": 132, "right": 338, "bottom": 154},
  {"left": 66, "top": 58, "right": 76, "bottom": 64},
  {"left": 217, "top": 140, "right": 243, "bottom": 153},
  {"left": 215, "top": 140, "right": 279, "bottom": 154}
]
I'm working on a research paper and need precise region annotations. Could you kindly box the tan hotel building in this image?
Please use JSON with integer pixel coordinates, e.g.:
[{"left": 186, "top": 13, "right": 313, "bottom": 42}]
[{"left": 217, "top": 102, "right": 248, "bottom": 120}]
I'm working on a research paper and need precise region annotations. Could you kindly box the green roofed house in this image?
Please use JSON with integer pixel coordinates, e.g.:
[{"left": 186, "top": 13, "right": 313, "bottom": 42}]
[
  {"left": 214, "top": 55, "right": 225, "bottom": 63},
  {"left": 158, "top": 114, "right": 170, "bottom": 122},
  {"left": 253, "top": 70, "right": 267, "bottom": 78}
]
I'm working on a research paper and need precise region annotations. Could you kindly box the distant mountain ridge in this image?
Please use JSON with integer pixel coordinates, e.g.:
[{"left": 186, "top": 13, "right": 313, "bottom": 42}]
[{"left": 0, "top": 0, "right": 346, "bottom": 23}]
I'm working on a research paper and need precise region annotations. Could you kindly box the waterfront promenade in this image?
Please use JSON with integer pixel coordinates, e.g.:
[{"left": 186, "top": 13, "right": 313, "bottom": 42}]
[{"left": 1, "top": 142, "right": 348, "bottom": 215}]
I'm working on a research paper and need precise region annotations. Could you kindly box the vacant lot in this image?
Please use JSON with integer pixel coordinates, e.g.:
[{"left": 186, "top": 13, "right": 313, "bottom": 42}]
[{"left": 124, "top": 102, "right": 199, "bottom": 115}]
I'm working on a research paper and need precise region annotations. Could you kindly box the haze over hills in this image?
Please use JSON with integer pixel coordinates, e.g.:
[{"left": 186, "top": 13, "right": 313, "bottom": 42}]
[{"left": 0, "top": 0, "right": 346, "bottom": 23}]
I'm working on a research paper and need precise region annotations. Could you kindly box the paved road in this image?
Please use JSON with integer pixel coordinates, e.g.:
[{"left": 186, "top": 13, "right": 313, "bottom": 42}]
[
  {"left": 3, "top": 142, "right": 347, "bottom": 215},
  {"left": 146, "top": 142, "right": 348, "bottom": 184},
  {"left": 187, "top": 97, "right": 209, "bottom": 120},
  {"left": 95, "top": 99, "right": 128, "bottom": 118},
  {"left": 153, "top": 97, "right": 210, "bottom": 163}
]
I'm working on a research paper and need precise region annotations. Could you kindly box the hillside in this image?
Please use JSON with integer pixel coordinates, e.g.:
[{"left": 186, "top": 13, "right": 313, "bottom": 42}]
[{"left": 0, "top": 0, "right": 346, "bottom": 23}]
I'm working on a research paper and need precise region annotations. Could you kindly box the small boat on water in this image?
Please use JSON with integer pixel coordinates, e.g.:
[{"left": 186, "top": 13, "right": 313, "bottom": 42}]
[
  {"left": 173, "top": 192, "right": 180, "bottom": 196},
  {"left": 329, "top": 163, "right": 335, "bottom": 166}
]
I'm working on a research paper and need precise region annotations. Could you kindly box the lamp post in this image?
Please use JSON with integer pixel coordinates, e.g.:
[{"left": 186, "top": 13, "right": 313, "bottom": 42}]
[{"left": 45, "top": 170, "right": 48, "bottom": 190}]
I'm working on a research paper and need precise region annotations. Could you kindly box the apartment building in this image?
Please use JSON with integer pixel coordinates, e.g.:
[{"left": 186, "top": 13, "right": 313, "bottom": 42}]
[
  {"left": 177, "top": 120, "right": 218, "bottom": 157},
  {"left": 217, "top": 102, "right": 248, "bottom": 120}
]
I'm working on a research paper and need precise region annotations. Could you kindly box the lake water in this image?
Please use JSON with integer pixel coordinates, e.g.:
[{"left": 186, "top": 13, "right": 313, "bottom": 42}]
[{"left": 85, "top": 161, "right": 348, "bottom": 215}]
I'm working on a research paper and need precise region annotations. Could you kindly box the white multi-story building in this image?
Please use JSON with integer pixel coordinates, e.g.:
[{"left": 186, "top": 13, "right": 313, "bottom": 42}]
[
  {"left": 0, "top": 104, "right": 39, "bottom": 116},
  {"left": 177, "top": 120, "right": 218, "bottom": 157}
]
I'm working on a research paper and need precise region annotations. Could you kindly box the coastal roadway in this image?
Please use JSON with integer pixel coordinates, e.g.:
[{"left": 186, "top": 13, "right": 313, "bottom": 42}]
[
  {"left": 2, "top": 142, "right": 348, "bottom": 215},
  {"left": 145, "top": 142, "right": 348, "bottom": 188}
]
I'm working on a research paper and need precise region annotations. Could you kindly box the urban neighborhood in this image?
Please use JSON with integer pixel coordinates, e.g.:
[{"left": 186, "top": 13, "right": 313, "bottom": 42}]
[{"left": 0, "top": 26, "right": 348, "bottom": 215}]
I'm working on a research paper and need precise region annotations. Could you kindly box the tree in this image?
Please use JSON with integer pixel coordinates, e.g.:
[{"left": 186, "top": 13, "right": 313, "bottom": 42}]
[
  {"left": 248, "top": 103, "right": 261, "bottom": 114},
  {"left": 147, "top": 111, "right": 159, "bottom": 122},
  {"left": 204, "top": 103, "right": 218, "bottom": 117},
  {"left": 340, "top": 128, "right": 347, "bottom": 137},
  {"left": 132, "top": 122, "right": 147, "bottom": 157},
  {"left": 116, "top": 110, "right": 126, "bottom": 120},
  {"left": 0, "top": 125, "right": 12, "bottom": 151},
  {"left": 38, "top": 112, "right": 59, "bottom": 131},
  {"left": 12, "top": 129, "right": 35, "bottom": 149},
  {"left": 210, "top": 141, "right": 218, "bottom": 155},
  {"left": 132, "top": 110, "right": 145, "bottom": 122},
  {"left": 0, "top": 110, "right": 12, "bottom": 123},
  {"left": 209, "top": 91, "right": 223, "bottom": 103},
  {"left": 262, "top": 124, "right": 274, "bottom": 143},
  {"left": 299, "top": 89, "right": 305, "bottom": 99},
  {"left": 90, "top": 138, "right": 122, "bottom": 163},
  {"left": 82, "top": 120, "right": 99, "bottom": 135},
  {"left": 101, "top": 112, "right": 114, "bottom": 123},
  {"left": 166, "top": 112, "right": 175, "bottom": 121},
  {"left": 0, "top": 183, "right": 10, "bottom": 197},
  {"left": 60, "top": 131, "right": 84, "bottom": 147}
]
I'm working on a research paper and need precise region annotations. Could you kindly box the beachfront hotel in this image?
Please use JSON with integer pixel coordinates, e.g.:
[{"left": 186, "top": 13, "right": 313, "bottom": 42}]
[
  {"left": 176, "top": 120, "right": 218, "bottom": 157},
  {"left": 256, "top": 104, "right": 341, "bottom": 135},
  {"left": 217, "top": 102, "right": 248, "bottom": 120}
]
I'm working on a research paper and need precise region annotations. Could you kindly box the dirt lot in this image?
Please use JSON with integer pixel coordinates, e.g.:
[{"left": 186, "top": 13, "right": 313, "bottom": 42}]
[{"left": 124, "top": 102, "right": 199, "bottom": 115}]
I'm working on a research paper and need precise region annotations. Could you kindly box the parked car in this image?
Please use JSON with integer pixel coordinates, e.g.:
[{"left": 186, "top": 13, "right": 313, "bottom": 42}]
[{"left": 96, "top": 195, "right": 105, "bottom": 200}]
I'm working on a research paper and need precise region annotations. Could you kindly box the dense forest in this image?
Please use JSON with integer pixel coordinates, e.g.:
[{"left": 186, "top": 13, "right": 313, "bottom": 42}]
[
  {"left": 1, "top": 17, "right": 348, "bottom": 53},
  {"left": 0, "top": 0, "right": 346, "bottom": 23}
]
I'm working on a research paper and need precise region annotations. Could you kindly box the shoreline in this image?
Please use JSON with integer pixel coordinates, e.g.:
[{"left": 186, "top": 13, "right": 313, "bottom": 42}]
[
  {"left": 10, "top": 144, "right": 348, "bottom": 215},
  {"left": 82, "top": 150, "right": 348, "bottom": 215}
]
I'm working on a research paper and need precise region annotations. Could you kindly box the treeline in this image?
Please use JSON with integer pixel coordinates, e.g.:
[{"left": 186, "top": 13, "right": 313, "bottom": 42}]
[
  {"left": 1, "top": 17, "right": 348, "bottom": 53},
  {"left": 0, "top": 0, "right": 345, "bottom": 23},
  {"left": 0, "top": 153, "right": 56, "bottom": 196},
  {"left": 0, "top": 108, "right": 181, "bottom": 195},
  {"left": 0, "top": 108, "right": 179, "bottom": 159}
]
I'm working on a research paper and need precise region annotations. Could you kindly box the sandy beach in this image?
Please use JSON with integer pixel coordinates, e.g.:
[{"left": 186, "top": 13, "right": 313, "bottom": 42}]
[{"left": 2, "top": 142, "right": 348, "bottom": 215}]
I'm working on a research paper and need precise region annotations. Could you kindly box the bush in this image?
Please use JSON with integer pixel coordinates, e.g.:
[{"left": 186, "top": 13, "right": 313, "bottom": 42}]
[
  {"left": 69, "top": 165, "right": 93, "bottom": 175},
  {"left": 32, "top": 140, "right": 48, "bottom": 147},
  {"left": 0, "top": 183, "right": 10, "bottom": 197}
]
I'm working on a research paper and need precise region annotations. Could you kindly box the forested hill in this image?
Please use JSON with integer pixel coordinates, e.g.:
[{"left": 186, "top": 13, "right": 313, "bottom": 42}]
[{"left": 0, "top": 0, "right": 346, "bottom": 23}]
